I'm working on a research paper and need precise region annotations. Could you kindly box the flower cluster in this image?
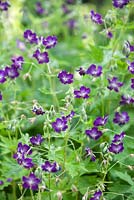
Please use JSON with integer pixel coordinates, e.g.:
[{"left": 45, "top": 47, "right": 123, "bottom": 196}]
[
  {"left": 23, "top": 30, "right": 57, "bottom": 64},
  {"left": 0, "top": 56, "right": 24, "bottom": 84},
  {"left": 0, "top": 1, "right": 10, "bottom": 11},
  {"left": 109, "top": 132, "right": 125, "bottom": 154}
]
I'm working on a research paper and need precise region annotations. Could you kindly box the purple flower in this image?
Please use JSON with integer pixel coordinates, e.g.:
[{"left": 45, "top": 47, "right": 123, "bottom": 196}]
[
  {"left": 120, "top": 95, "right": 134, "bottom": 105},
  {"left": 30, "top": 134, "right": 44, "bottom": 146},
  {"left": 13, "top": 142, "right": 32, "bottom": 164},
  {"left": 0, "top": 180, "right": 3, "bottom": 185},
  {"left": 131, "top": 78, "right": 134, "bottom": 89},
  {"left": 0, "top": 92, "right": 2, "bottom": 101},
  {"left": 16, "top": 40, "right": 26, "bottom": 51},
  {"left": 61, "top": 4, "right": 71, "bottom": 14},
  {"left": 22, "top": 158, "right": 34, "bottom": 169},
  {"left": 107, "top": 77, "right": 123, "bottom": 92},
  {"left": 32, "top": 105, "right": 45, "bottom": 115},
  {"left": 58, "top": 70, "right": 74, "bottom": 84},
  {"left": 90, "top": 190, "right": 102, "bottom": 200},
  {"left": 41, "top": 161, "right": 60, "bottom": 173},
  {"left": 66, "top": 0, "right": 75, "bottom": 4},
  {"left": 5, "top": 65, "right": 19, "bottom": 79},
  {"left": 123, "top": 41, "right": 134, "bottom": 57},
  {"left": 33, "top": 49, "right": 49, "bottom": 64},
  {"left": 113, "top": 111, "right": 130, "bottom": 125},
  {"left": 128, "top": 61, "right": 134, "bottom": 74},
  {"left": 112, "top": 132, "right": 125, "bottom": 143},
  {"left": 43, "top": 36, "right": 57, "bottom": 49},
  {"left": 11, "top": 56, "right": 24, "bottom": 70},
  {"left": 112, "top": 0, "right": 129, "bottom": 8},
  {"left": 65, "top": 110, "right": 75, "bottom": 121},
  {"left": 74, "top": 86, "right": 90, "bottom": 99},
  {"left": 24, "top": 30, "right": 38, "bottom": 44},
  {"left": 52, "top": 118, "right": 68, "bottom": 133},
  {"left": 93, "top": 115, "right": 108, "bottom": 126},
  {"left": 76, "top": 67, "right": 86, "bottom": 76},
  {"left": 0, "top": 1, "right": 10, "bottom": 11},
  {"left": 85, "top": 127, "right": 103, "bottom": 140},
  {"left": 7, "top": 178, "right": 12, "bottom": 182},
  {"left": 107, "top": 31, "right": 113, "bottom": 39},
  {"left": 90, "top": 10, "right": 103, "bottom": 25},
  {"left": 35, "top": 2, "right": 45, "bottom": 15},
  {"left": 22, "top": 173, "right": 41, "bottom": 190},
  {"left": 85, "top": 147, "right": 96, "bottom": 161},
  {"left": 66, "top": 19, "right": 77, "bottom": 30},
  {"left": 109, "top": 142, "right": 124, "bottom": 154},
  {"left": 86, "top": 64, "right": 102, "bottom": 77},
  {"left": 0, "top": 70, "right": 6, "bottom": 83}
]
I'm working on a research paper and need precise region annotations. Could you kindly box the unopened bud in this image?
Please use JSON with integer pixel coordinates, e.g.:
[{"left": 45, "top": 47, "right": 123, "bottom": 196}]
[
  {"left": 71, "top": 184, "right": 78, "bottom": 192},
  {"left": 57, "top": 191, "right": 63, "bottom": 200}
]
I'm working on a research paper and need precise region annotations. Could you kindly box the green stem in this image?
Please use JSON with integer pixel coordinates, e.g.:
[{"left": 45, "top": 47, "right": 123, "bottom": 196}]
[
  {"left": 63, "top": 132, "right": 69, "bottom": 169},
  {"left": 48, "top": 173, "right": 51, "bottom": 200},
  {"left": 12, "top": 181, "right": 16, "bottom": 200},
  {"left": 30, "top": 189, "right": 35, "bottom": 200}
]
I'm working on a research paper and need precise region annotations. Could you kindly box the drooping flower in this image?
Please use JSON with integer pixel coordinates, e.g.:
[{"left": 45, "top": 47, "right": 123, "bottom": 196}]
[
  {"left": 32, "top": 105, "right": 45, "bottom": 115},
  {"left": 22, "top": 173, "right": 41, "bottom": 190},
  {"left": 106, "top": 31, "right": 113, "bottom": 39},
  {"left": 86, "top": 64, "right": 102, "bottom": 77},
  {"left": 11, "top": 56, "right": 24, "bottom": 70},
  {"left": 24, "top": 30, "right": 38, "bottom": 44},
  {"left": 90, "top": 10, "right": 103, "bottom": 25},
  {"left": 128, "top": 61, "right": 134, "bottom": 74},
  {"left": 30, "top": 134, "right": 44, "bottom": 146},
  {"left": 52, "top": 118, "right": 68, "bottom": 133},
  {"left": 74, "top": 86, "right": 90, "bottom": 99},
  {"left": 123, "top": 41, "right": 134, "bottom": 57},
  {"left": 113, "top": 111, "right": 129, "bottom": 125},
  {"left": 0, "top": 70, "right": 6, "bottom": 83},
  {"left": 131, "top": 78, "right": 134, "bottom": 89},
  {"left": 109, "top": 142, "right": 124, "bottom": 154},
  {"left": 93, "top": 115, "right": 108, "bottom": 126},
  {"left": 43, "top": 36, "right": 57, "bottom": 49},
  {"left": 120, "top": 95, "right": 134, "bottom": 105},
  {"left": 76, "top": 67, "right": 86, "bottom": 76},
  {"left": 112, "top": 0, "right": 129, "bottom": 8},
  {"left": 5, "top": 65, "right": 19, "bottom": 79},
  {"left": 90, "top": 190, "right": 102, "bottom": 200},
  {"left": 58, "top": 70, "right": 74, "bottom": 84},
  {"left": 85, "top": 127, "right": 103, "bottom": 140},
  {"left": 0, "top": 1, "right": 10, "bottom": 11},
  {"left": 33, "top": 49, "right": 49, "bottom": 64},
  {"left": 85, "top": 147, "right": 96, "bottom": 161},
  {"left": 107, "top": 77, "right": 123, "bottom": 92},
  {"left": 41, "top": 161, "right": 60, "bottom": 173}
]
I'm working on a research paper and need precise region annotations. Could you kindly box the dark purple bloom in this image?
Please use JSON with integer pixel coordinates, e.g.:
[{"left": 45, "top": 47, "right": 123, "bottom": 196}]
[
  {"left": 61, "top": 4, "right": 71, "bottom": 14},
  {"left": 66, "top": 19, "right": 77, "bottom": 30},
  {"left": 43, "top": 36, "right": 57, "bottom": 49},
  {"left": 112, "top": 132, "right": 125, "bottom": 143},
  {"left": 112, "top": 0, "right": 129, "bottom": 8},
  {"left": 107, "top": 77, "right": 123, "bottom": 92},
  {"left": 16, "top": 40, "right": 26, "bottom": 51},
  {"left": 0, "top": 180, "right": 3, "bottom": 185},
  {"left": 33, "top": 49, "right": 49, "bottom": 64},
  {"left": 74, "top": 86, "right": 90, "bottom": 99},
  {"left": 0, "top": 1, "right": 10, "bottom": 11},
  {"left": 107, "top": 31, "right": 113, "bottom": 39},
  {"left": 76, "top": 67, "right": 86, "bottom": 76},
  {"left": 93, "top": 115, "right": 108, "bottom": 126},
  {"left": 22, "top": 173, "right": 41, "bottom": 190},
  {"left": 90, "top": 190, "right": 102, "bottom": 200},
  {"left": 65, "top": 110, "right": 75, "bottom": 121},
  {"left": 85, "top": 127, "right": 103, "bottom": 140},
  {"left": 120, "top": 95, "right": 134, "bottom": 105},
  {"left": 123, "top": 41, "right": 134, "bottom": 57},
  {"left": 30, "top": 134, "right": 44, "bottom": 146},
  {"left": 24, "top": 30, "right": 38, "bottom": 44},
  {"left": 13, "top": 142, "right": 32, "bottom": 164},
  {"left": 85, "top": 147, "right": 96, "bottom": 161},
  {"left": 109, "top": 142, "right": 124, "bottom": 154},
  {"left": 22, "top": 158, "right": 34, "bottom": 169},
  {"left": 58, "top": 70, "right": 74, "bottom": 84},
  {"left": 131, "top": 78, "right": 134, "bottom": 89},
  {"left": 35, "top": 2, "right": 45, "bottom": 15},
  {"left": 0, "top": 92, "right": 2, "bottom": 101},
  {"left": 90, "top": 10, "right": 103, "bottom": 25},
  {"left": 86, "top": 64, "right": 102, "bottom": 77},
  {"left": 11, "top": 56, "right": 24, "bottom": 70},
  {"left": 32, "top": 105, "right": 45, "bottom": 115},
  {"left": 113, "top": 111, "right": 130, "bottom": 125},
  {"left": 0, "top": 70, "right": 6, "bottom": 83},
  {"left": 128, "top": 61, "right": 134, "bottom": 74},
  {"left": 5, "top": 65, "right": 19, "bottom": 79},
  {"left": 7, "top": 178, "right": 12, "bottom": 182},
  {"left": 41, "top": 161, "right": 60, "bottom": 173},
  {"left": 52, "top": 118, "right": 68, "bottom": 133}
]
